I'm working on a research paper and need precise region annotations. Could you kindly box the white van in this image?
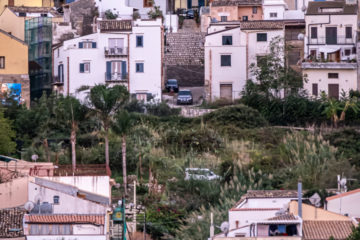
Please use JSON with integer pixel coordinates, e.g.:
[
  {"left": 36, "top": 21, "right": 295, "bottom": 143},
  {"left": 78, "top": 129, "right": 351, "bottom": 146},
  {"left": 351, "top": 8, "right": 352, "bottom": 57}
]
[{"left": 184, "top": 168, "right": 221, "bottom": 181}]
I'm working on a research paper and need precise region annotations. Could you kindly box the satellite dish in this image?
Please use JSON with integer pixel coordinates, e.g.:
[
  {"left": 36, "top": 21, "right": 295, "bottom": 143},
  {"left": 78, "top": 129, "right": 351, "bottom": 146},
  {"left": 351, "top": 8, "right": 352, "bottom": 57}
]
[
  {"left": 220, "top": 222, "right": 229, "bottom": 236},
  {"left": 340, "top": 178, "right": 347, "bottom": 187},
  {"left": 297, "top": 33, "right": 304, "bottom": 40},
  {"left": 31, "top": 154, "right": 39, "bottom": 162},
  {"left": 34, "top": 194, "right": 42, "bottom": 204},
  {"left": 24, "top": 201, "right": 35, "bottom": 212},
  {"left": 301, "top": 6, "right": 306, "bottom": 12},
  {"left": 309, "top": 193, "right": 321, "bottom": 207}
]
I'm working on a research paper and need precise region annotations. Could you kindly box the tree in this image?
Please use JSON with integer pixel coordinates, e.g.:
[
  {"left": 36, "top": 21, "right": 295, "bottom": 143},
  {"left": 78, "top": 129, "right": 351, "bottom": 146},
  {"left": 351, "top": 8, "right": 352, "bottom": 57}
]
[
  {"left": 88, "top": 85, "right": 129, "bottom": 169},
  {"left": 322, "top": 98, "right": 341, "bottom": 128},
  {"left": 113, "top": 110, "right": 133, "bottom": 195},
  {"left": 148, "top": 5, "right": 163, "bottom": 20},
  {"left": 347, "top": 224, "right": 360, "bottom": 240},
  {"left": 56, "top": 96, "right": 87, "bottom": 171},
  {"left": 0, "top": 109, "right": 16, "bottom": 155}
]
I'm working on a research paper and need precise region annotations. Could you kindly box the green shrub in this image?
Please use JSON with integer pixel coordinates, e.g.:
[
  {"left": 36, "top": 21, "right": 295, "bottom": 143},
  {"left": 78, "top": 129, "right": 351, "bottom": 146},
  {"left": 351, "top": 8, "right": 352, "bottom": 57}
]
[{"left": 146, "top": 102, "right": 180, "bottom": 117}]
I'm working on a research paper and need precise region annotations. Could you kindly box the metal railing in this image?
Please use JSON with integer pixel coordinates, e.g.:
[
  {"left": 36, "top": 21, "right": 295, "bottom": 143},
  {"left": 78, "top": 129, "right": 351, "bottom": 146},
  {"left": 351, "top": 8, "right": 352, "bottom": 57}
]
[
  {"left": 308, "top": 36, "right": 355, "bottom": 45},
  {"left": 104, "top": 47, "right": 128, "bottom": 56},
  {"left": 105, "top": 72, "right": 128, "bottom": 82},
  {"left": 52, "top": 76, "right": 64, "bottom": 84}
]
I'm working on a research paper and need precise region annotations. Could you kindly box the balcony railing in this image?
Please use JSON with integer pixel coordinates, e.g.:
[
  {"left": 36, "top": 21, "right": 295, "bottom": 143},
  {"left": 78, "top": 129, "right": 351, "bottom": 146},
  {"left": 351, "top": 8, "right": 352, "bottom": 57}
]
[
  {"left": 302, "top": 61, "right": 357, "bottom": 69},
  {"left": 52, "top": 76, "right": 64, "bottom": 85},
  {"left": 308, "top": 36, "right": 355, "bottom": 45},
  {"left": 105, "top": 72, "right": 128, "bottom": 82},
  {"left": 104, "top": 47, "right": 128, "bottom": 57}
]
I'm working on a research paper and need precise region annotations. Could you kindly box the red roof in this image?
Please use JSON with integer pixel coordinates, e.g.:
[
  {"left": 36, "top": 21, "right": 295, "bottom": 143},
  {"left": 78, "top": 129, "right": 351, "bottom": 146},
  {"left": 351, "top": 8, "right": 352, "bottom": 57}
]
[
  {"left": 229, "top": 208, "right": 280, "bottom": 211},
  {"left": 326, "top": 189, "right": 360, "bottom": 201},
  {"left": 25, "top": 214, "right": 105, "bottom": 225},
  {"left": 303, "top": 221, "right": 354, "bottom": 240}
]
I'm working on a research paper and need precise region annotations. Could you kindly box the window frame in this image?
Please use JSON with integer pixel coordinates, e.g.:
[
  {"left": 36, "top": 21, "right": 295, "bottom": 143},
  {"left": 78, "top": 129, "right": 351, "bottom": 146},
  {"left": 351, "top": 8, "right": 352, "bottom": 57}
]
[
  {"left": 328, "top": 73, "right": 339, "bottom": 79},
  {"left": 312, "top": 83, "right": 318, "bottom": 96},
  {"left": 344, "top": 49, "right": 351, "bottom": 56},
  {"left": 220, "top": 55, "right": 231, "bottom": 67},
  {"left": 222, "top": 35, "right": 233, "bottom": 46},
  {"left": 53, "top": 195, "right": 60, "bottom": 204},
  {"left": 143, "top": 0, "right": 153, "bottom": 8},
  {"left": 220, "top": 16, "right": 228, "bottom": 22},
  {"left": 345, "top": 26, "right": 352, "bottom": 39},
  {"left": 311, "top": 27, "right": 318, "bottom": 39},
  {"left": 136, "top": 62, "right": 144, "bottom": 73},
  {"left": 252, "top": 6, "right": 257, "bottom": 14},
  {"left": 0, "top": 56, "right": 5, "bottom": 69},
  {"left": 270, "top": 12, "right": 277, "bottom": 18},
  {"left": 257, "top": 33, "right": 267, "bottom": 42},
  {"left": 136, "top": 35, "right": 144, "bottom": 47},
  {"left": 80, "top": 62, "right": 90, "bottom": 73}
]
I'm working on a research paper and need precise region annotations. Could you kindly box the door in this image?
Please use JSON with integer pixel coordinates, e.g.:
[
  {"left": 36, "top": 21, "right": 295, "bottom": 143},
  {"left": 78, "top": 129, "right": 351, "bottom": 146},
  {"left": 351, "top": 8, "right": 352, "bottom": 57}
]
[
  {"left": 220, "top": 84, "right": 232, "bottom": 101},
  {"left": 187, "top": 0, "right": 192, "bottom": 8},
  {"left": 326, "top": 27, "right": 337, "bottom": 44},
  {"left": 328, "top": 84, "right": 339, "bottom": 100}
]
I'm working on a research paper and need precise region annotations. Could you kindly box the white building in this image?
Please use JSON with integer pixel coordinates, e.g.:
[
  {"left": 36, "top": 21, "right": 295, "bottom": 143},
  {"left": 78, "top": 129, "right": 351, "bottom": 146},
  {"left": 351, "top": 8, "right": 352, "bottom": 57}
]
[
  {"left": 326, "top": 188, "right": 360, "bottom": 218},
  {"left": 302, "top": 0, "right": 358, "bottom": 99},
  {"left": 205, "top": 20, "right": 284, "bottom": 101},
  {"left": 53, "top": 18, "right": 163, "bottom": 102},
  {"left": 263, "top": 0, "right": 287, "bottom": 20}
]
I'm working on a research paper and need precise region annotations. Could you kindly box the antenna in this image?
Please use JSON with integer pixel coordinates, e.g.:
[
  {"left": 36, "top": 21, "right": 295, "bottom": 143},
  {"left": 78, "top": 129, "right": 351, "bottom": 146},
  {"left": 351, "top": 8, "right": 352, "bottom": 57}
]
[
  {"left": 220, "top": 222, "right": 229, "bottom": 237},
  {"left": 24, "top": 201, "right": 35, "bottom": 212},
  {"left": 309, "top": 193, "right": 321, "bottom": 207},
  {"left": 34, "top": 194, "right": 42, "bottom": 205}
]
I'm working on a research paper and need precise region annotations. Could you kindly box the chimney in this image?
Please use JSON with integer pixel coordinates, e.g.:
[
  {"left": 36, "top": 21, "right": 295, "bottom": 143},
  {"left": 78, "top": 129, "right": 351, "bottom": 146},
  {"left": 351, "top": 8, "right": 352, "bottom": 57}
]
[{"left": 298, "top": 181, "right": 302, "bottom": 218}]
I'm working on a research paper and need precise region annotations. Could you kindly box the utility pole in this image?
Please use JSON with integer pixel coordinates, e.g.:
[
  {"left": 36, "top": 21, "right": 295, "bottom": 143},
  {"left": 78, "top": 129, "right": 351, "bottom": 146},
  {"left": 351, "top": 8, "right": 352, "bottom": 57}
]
[{"left": 133, "top": 180, "right": 137, "bottom": 235}]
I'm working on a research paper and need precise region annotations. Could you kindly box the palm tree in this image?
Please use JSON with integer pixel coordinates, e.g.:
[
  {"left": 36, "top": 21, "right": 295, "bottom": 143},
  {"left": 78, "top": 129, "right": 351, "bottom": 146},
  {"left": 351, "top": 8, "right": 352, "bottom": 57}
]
[
  {"left": 339, "top": 97, "right": 359, "bottom": 122},
  {"left": 113, "top": 110, "right": 133, "bottom": 195},
  {"left": 322, "top": 98, "right": 341, "bottom": 128},
  {"left": 88, "top": 85, "right": 129, "bottom": 169},
  {"left": 56, "top": 96, "right": 87, "bottom": 171}
]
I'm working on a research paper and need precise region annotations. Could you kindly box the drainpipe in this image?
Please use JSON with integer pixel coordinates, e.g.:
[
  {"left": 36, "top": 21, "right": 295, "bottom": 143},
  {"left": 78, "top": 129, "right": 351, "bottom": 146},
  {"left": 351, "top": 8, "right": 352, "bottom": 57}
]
[
  {"left": 246, "top": 31, "right": 249, "bottom": 81},
  {"left": 306, "top": 15, "right": 331, "bottom": 59},
  {"left": 209, "top": 49, "right": 212, "bottom": 101},
  {"left": 67, "top": 56, "right": 70, "bottom": 96},
  {"left": 298, "top": 181, "right": 302, "bottom": 218},
  {"left": 127, "top": 33, "right": 130, "bottom": 92}
]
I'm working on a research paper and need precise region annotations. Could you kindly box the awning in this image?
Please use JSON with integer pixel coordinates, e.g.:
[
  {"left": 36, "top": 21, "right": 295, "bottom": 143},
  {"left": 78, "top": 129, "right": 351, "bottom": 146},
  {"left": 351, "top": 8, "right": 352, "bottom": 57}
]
[
  {"left": 0, "top": 155, "right": 17, "bottom": 163},
  {"left": 318, "top": 46, "right": 340, "bottom": 54}
]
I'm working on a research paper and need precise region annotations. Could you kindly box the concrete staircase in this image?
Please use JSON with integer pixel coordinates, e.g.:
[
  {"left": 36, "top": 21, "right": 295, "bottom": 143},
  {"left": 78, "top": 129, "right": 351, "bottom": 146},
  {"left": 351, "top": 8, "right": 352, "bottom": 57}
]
[{"left": 179, "top": 19, "right": 200, "bottom": 33}]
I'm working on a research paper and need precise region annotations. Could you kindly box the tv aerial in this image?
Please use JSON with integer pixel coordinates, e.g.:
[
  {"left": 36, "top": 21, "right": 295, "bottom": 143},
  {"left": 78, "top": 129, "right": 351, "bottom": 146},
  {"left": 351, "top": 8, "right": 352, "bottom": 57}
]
[{"left": 309, "top": 193, "right": 321, "bottom": 207}]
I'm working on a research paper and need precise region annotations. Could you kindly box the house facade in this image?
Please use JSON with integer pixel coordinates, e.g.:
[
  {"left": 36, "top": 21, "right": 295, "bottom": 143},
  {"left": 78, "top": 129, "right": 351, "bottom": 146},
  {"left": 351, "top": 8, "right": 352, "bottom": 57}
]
[
  {"left": 53, "top": 18, "right": 163, "bottom": 102},
  {"left": 302, "top": 1, "right": 358, "bottom": 99},
  {"left": 263, "top": 0, "right": 286, "bottom": 20},
  {"left": 210, "top": 0, "right": 263, "bottom": 22}
]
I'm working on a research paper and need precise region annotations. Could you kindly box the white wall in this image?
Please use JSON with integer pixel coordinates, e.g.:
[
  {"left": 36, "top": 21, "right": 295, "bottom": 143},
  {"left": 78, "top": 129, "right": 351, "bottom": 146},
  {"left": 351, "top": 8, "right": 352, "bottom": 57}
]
[
  {"left": 239, "top": 198, "right": 295, "bottom": 209},
  {"left": 205, "top": 27, "right": 247, "bottom": 101},
  {"left": 26, "top": 236, "right": 106, "bottom": 240},
  {"left": 73, "top": 224, "right": 103, "bottom": 235},
  {"left": 42, "top": 176, "right": 111, "bottom": 198},
  {"left": 28, "top": 182, "right": 107, "bottom": 214},
  {"left": 95, "top": 0, "right": 133, "bottom": 18},
  {"left": 229, "top": 209, "right": 279, "bottom": 230},
  {"left": 327, "top": 191, "right": 360, "bottom": 218},
  {"left": 263, "top": 0, "right": 286, "bottom": 20},
  {"left": 128, "top": 0, "right": 168, "bottom": 19}
]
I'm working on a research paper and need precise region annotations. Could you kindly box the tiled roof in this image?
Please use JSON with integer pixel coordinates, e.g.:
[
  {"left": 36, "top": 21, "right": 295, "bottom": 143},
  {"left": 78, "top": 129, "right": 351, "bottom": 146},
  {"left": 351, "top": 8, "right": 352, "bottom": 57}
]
[
  {"left": 212, "top": 0, "right": 262, "bottom": 6},
  {"left": 240, "top": 20, "right": 284, "bottom": 30},
  {"left": 306, "top": 1, "right": 357, "bottom": 15},
  {"left": 233, "top": 190, "right": 299, "bottom": 208},
  {"left": 268, "top": 213, "right": 297, "bottom": 221},
  {"left": 230, "top": 208, "right": 281, "bottom": 211},
  {"left": 0, "top": 208, "right": 26, "bottom": 238},
  {"left": 326, "top": 189, "right": 360, "bottom": 201},
  {"left": 99, "top": 20, "right": 132, "bottom": 32},
  {"left": 25, "top": 214, "right": 105, "bottom": 225},
  {"left": 303, "top": 221, "right": 354, "bottom": 240}
]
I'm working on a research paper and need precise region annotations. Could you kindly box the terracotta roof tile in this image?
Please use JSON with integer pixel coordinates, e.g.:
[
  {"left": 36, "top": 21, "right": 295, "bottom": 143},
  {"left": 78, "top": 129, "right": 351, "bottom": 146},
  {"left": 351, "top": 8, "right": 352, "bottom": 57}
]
[
  {"left": 99, "top": 20, "right": 132, "bottom": 32},
  {"left": 303, "top": 221, "right": 354, "bottom": 240},
  {"left": 326, "top": 189, "right": 360, "bottom": 201},
  {"left": 268, "top": 213, "right": 297, "bottom": 221},
  {"left": 240, "top": 20, "right": 284, "bottom": 30},
  {"left": 212, "top": 0, "right": 262, "bottom": 6},
  {"left": 25, "top": 214, "right": 105, "bottom": 225},
  {"left": 230, "top": 208, "right": 281, "bottom": 211}
]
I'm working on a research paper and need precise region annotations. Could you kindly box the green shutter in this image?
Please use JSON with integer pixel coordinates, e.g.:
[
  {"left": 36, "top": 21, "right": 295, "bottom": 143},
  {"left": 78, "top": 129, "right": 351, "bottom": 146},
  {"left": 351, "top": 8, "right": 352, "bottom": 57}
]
[
  {"left": 79, "top": 42, "right": 83, "bottom": 48},
  {"left": 106, "top": 61, "right": 111, "bottom": 80},
  {"left": 122, "top": 61, "right": 127, "bottom": 79},
  {"left": 80, "top": 63, "right": 84, "bottom": 73},
  {"left": 92, "top": 42, "right": 97, "bottom": 48}
]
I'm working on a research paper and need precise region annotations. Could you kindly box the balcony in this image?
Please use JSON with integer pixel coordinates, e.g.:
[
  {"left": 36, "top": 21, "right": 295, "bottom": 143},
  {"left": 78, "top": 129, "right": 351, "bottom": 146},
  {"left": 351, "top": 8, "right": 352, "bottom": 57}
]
[
  {"left": 52, "top": 76, "right": 64, "bottom": 85},
  {"left": 308, "top": 36, "right": 355, "bottom": 45},
  {"left": 302, "top": 61, "right": 357, "bottom": 69},
  {"left": 104, "top": 47, "right": 128, "bottom": 57},
  {"left": 105, "top": 72, "right": 128, "bottom": 82}
]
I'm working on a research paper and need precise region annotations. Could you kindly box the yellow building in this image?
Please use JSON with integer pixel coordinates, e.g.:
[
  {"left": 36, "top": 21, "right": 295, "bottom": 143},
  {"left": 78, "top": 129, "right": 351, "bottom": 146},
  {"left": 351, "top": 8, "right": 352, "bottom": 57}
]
[
  {"left": 0, "top": 28, "right": 30, "bottom": 107},
  {"left": 0, "top": 0, "right": 53, "bottom": 16}
]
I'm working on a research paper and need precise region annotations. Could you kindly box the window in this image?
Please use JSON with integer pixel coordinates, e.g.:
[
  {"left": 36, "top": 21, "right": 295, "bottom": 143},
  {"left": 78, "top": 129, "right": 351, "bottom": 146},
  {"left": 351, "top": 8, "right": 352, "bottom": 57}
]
[
  {"left": 58, "top": 64, "right": 64, "bottom": 82},
  {"left": 270, "top": 12, "right": 277, "bottom": 18},
  {"left": 288, "top": 51, "right": 300, "bottom": 65},
  {"left": 136, "top": 93, "right": 148, "bottom": 102},
  {"left": 310, "top": 50, "right": 317, "bottom": 58},
  {"left": 344, "top": 49, "right": 351, "bottom": 56},
  {"left": 312, "top": 83, "right": 318, "bottom": 96},
  {"left": 326, "top": 27, "right": 337, "bottom": 44},
  {"left": 79, "top": 42, "right": 96, "bottom": 49},
  {"left": 328, "top": 73, "right": 339, "bottom": 79},
  {"left": 257, "top": 33, "right": 267, "bottom": 42},
  {"left": 136, "top": 63, "right": 144, "bottom": 72},
  {"left": 222, "top": 36, "right": 232, "bottom": 45},
  {"left": 79, "top": 62, "right": 90, "bottom": 73},
  {"left": 311, "top": 27, "right": 317, "bottom": 39},
  {"left": 18, "top": 12, "right": 26, "bottom": 17},
  {"left": 40, "top": 13, "right": 48, "bottom": 17},
  {"left": 0, "top": 56, "right": 4, "bottom": 69},
  {"left": 328, "top": 84, "right": 339, "bottom": 100},
  {"left": 106, "top": 61, "right": 127, "bottom": 80},
  {"left": 53, "top": 196, "right": 59, "bottom": 204},
  {"left": 144, "top": 0, "right": 153, "bottom": 7},
  {"left": 242, "top": 16, "right": 248, "bottom": 21},
  {"left": 220, "top": 16, "right": 227, "bottom": 22},
  {"left": 136, "top": 36, "right": 143, "bottom": 47},
  {"left": 346, "top": 27, "right": 352, "bottom": 39},
  {"left": 353, "top": 47, "right": 356, "bottom": 54},
  {"left": 221, "top": 55, "right": 231, "bottom": 66},
  {"left": 252, "top": 7, "right": 257, "bottom": 14}
]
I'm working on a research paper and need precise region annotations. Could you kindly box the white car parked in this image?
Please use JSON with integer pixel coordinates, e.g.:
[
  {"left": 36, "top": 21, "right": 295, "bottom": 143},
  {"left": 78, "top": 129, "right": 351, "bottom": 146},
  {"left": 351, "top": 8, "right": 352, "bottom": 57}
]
[{"left": 184, "top": 168, "right": 221, "bottom": 181}]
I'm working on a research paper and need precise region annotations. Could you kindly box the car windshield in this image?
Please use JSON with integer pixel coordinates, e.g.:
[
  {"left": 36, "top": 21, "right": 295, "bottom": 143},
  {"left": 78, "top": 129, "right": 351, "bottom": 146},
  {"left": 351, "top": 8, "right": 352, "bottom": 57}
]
[
  {"left": 167, "top": 79, "right": 177, "bottom": 84},
  {"left": 178, "top": 91, "right": 191, "bottom": 96}
]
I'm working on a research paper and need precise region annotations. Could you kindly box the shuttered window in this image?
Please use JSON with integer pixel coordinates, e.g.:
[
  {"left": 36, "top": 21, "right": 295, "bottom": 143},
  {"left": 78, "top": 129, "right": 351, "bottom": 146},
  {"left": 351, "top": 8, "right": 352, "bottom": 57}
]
[
  {"left": 346, "top": 27, "right": 352, "bottom": 39},
  {"left": 311, "top": 27, "right": 317, "bottom": 39},
  {"left": 79, "top": 42, "right": 97, "bottom": 48},
  {"left": 136, "top": 63, "right": 144, "bottom": 72},
  {"left": 80, "top": 62, "right": 90, "bottom": 73},
  {"left": 312, "top": 83, "right": 318, "bottom": 96}
]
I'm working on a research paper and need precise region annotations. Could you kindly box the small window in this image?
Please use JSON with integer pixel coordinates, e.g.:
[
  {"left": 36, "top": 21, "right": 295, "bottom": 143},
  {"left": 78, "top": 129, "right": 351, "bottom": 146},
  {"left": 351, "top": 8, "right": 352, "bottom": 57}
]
[
  {"left": 143, "top": 0, "right": 153, "bottom": 7},
  {"left": 270, "top": 12, "right": 277, "bottom": 18},
  {"left": 352, "top": 47, "right": 356, "bottom": 54},
  {"left": 242, "top": 16, "right": 248, "bottom": 21},
  {"left": 80, "top": 62, "right": 90, "bottom": 73},
  {"left": 41, "top": 13, "right": 48, "bottom": 17},
  {"left": 344, "top": 49, "right": 351, "bottom": 56},
  {"left": 252, "top": 7, "right": 257, "bottom": 14},
  {"left": 221, "top": 55, "right": 231, "bottom": 66},
  {"left": 222, "top": 36, "right": 232, "bottom": 45},
  {"left": 220, "top": 16, "right": 227, "bottom": 22},
  {"left": 346, "top": 27, "right": 352, "bottom": 39},
  {"left": 310, "top": 50, "right": 317, "bottom": 58},
  {"left": 257, "top": 33, "right": 267, "bottom": 42},
  {"left": 312, "top": 83, "right": 318, "bottom": 96},
  {"left": 18, "top": 12, "right": 26, "bottom": 17},
  {"left": 53, "top": 196, "right": 60, "bottom": 204},
  {"left": 0, "top": 56, "right": 4, "bottom": 69},
  {"left": 328, "top": 73, "right": 339, "bottom": 79},
  {"left": 136, "top": 63, "right": 144, "bottom": 73},
  {"left": 311, "top": 27, "right": 317, "bottom": 39},
  {"left": 136, "top": 36, "right": 143, "bottom": 47}
]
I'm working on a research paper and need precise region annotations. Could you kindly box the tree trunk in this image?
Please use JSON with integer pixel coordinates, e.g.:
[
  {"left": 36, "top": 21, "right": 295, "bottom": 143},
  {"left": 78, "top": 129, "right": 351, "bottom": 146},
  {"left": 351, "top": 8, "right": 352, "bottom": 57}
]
[
  {"left": 340, "top": 111, "right": 346, "bottom": 122},
  {"left": 105, "top": 132, "right": 110, "bottom": 169},
  {"left": 44, "top": 138, "right": 50, "bottom": 162},
  {"left": 122, "top": 135, "right": 127, "bottom": 195},
  {"left": 71, "top": 123, "right": 77, "bottom": 172}
]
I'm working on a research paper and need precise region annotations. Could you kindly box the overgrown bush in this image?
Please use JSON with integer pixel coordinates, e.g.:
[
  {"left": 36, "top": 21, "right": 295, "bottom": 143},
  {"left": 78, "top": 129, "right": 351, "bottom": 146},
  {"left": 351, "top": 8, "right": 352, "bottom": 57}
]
[
  {"left": 104, "top": 9, "right": 118, "bottom": 19},
  {"left": 146, "top": 102, "right": 180, "bottom": 117}
]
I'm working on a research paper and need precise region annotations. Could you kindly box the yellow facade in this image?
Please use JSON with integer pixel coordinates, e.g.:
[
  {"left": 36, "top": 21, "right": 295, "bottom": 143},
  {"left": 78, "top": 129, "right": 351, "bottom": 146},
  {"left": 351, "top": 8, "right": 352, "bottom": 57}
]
[
  {"left": 0, "top": 7, "right": 25, "bottom": 40},
  {"left": 0, "top": 0, "right": 53, "bottom": 15},
  {"left": 0, "top": 30, "right": 28, "bottom": 74}
]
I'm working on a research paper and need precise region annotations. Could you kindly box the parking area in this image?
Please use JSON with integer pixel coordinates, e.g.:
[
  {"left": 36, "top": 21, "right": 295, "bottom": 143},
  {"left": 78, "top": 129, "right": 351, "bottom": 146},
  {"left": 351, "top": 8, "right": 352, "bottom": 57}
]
[{"left": 163, "top": 86, "right": 205, "bottom": 106}]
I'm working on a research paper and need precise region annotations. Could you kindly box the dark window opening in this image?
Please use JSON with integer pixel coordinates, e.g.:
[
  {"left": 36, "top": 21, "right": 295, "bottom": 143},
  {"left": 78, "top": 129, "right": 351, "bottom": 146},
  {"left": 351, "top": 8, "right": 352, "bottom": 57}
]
[
  {"left": 312, "top": 83, "right": 318, "bottom": 96},
  {"left": 257, "top": 33, "right": 267, "bottom": 42},
  {"left": 311, "top": 27, "right": 317, "bottom": 39},
  {"left": 344, "top": 49, "right": 351, "bottom": 56},
  {"left": 346, "top": 27, "right": 352, "bottom": 39},
  {"left": 136, "top": 36, "right": 143, "bottom": 47},
  {"left": 242, "top": 16, "right": 248, "bottom": 21},
  {"left": 0, "top": 56, "right": 4, "bottom": 69},
  {"left": 221, "top": 16, "right": 228, "bottom": 22},
  {"left": 222, "top": 36, "right": 232, "bottom": 45},
  {"left": 221, "top": 55, "right": 231, "bottom": 66},
  {"left": 328, "top": 73, "right": 339, "bottom": 79},
  {"left": 53, "top": 196, "right": 59, "bottom": 204},
  {"left": 252, "top": 7, "right": 257, "bottom": 14}
]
